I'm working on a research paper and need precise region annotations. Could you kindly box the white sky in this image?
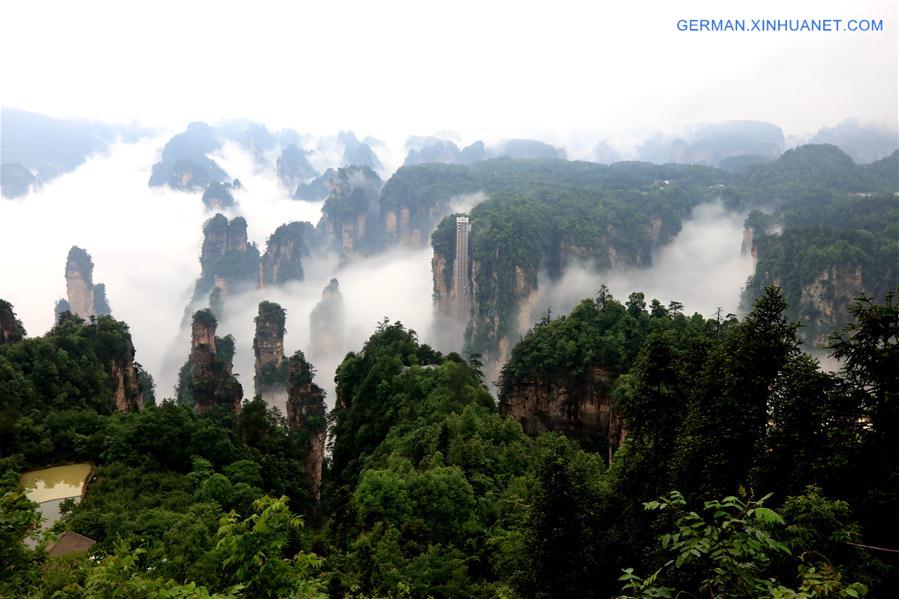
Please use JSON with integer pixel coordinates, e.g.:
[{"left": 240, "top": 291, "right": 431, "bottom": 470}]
[{"left": 1, "top": 0, "right": 897, "bottom": 143}]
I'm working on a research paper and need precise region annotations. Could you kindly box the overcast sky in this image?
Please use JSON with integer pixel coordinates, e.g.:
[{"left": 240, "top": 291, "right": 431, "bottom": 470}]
[{"left": 1, "top": 0, "right": 896, "bottom": 143}]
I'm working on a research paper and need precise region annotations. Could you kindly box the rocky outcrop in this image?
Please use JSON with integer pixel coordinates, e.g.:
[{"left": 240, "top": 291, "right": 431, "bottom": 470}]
[
  {"left": 295, "top": 168, "right": 336, "bottom": 201},
  {"left": 227, "top": 218, "right": 248, "bottom": 253},
  {"left": 467, "top": 257, "right": 540, "bottom": 381},
  {"left": 285, "top": 351, "right": 327, "bottom": 500},
  {"left": 177, "top": 309, "right": 243, "bottom": 414},
  {"left": 339, "top": 131, "right": 382, "bottom": 171},
  {"left": 404, "top": 139, "right": 463, "bottom": 166},
  {"left": 382, "top": 206, "right": 429, "bottom": 247},
  {"left": 201, "top": 181, "right": 236, "bottom": 210},
  {"left": 0, "top": 300, "right": 26, "bottom": 344},
  {"left": 741, "top": 226, "right": 759, "bottom": 269},
  {"left": 432, "top": 252, "right": 454, "bottom": 317},
  {"left": 402, "top": 138, "right": 488, "bottom": 166},
  {"left": 277, "top": 143, "right": 317, "bottom": 190},
  {"left": 109, "top": 335, "right": 145, "bottom": 412},
  {"left": 62, "top": 247, "right": 111, "bottom": 320},
  {"left": 430, "top": 205, "right": 670, "bottom": 379},
  {"left": 148, "top": 122, "right": 229, "bottom": 191},
  {"left": 191, "top": 214, "right": 260, "bottom": 313},
  {"left": 798, "top": 265, "right": 865, "bottom": 347},
  {"left": 93, "top": 284, "right": 112, "bottom": 316},
  {"left": 492, "top": 139, "right": 566, "bottom": 160},
  {"left": 316, "top": 166, "right": 383, "bottom": 257},
  {"left": 432, "top": 216, "right": 536, "bottom": 379},
  {"left": 54, "top": 299, "right": 70, "bottom": 323},
  {"left": 310, "top": 278, "right": 345, "bottom": 358},
  {"left": 65, "top": 247, "right": 95, "bottom": 320},
  {"left": 201, "top": 214, "right": 231, "bottom": 267},
  {"left": 52, "top": 309, "right": 146, "bottom": 411},
  {"left": 740, "top": 226, "right": 754, "bottom": 255},
  {"left": 240, "top": 123, "right": 278, "bottom": 162},
  {"left": 254, "top": 301, "right": 288, "bottom": 403},
  {"left": 500, "top": 367, "right": 626, "bottom": 463},
  {"left": 650, "top": 216, "right": 664, "bottom": 244},
  {"left": 259, "top": 222, "right": 313, "bottom": 288}
]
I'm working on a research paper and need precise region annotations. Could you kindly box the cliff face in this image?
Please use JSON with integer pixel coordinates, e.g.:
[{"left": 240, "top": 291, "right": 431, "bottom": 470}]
[
  {"left": 799, "top": 265, "right": 865, "bottom": 347},
  {"left": 277, "top": 143, "right": 317, "bottom": 191},
  {"left": 65, "top": 246, "right": 95, "bottom": 319},
  {"left": 201, "top": 214, "right": 230, "bottom": 267},
  {"left": 148, "top": 122, "right": 228, "bottom": 191},
  {"left": 0, "top": 300, "right": 26, "bottom": 344},
  {"left": 63, "top": 246, "right": 111, "bottom": 320},
  {"left": 432, "top": 252, "right": 453, "bottom": 317},
  {"left": 93, "top": 284, "right": 112, "bottom": 316},
  {"left": 201, "top": 181, "right": 236, "bottom": 210},
  {"left": 466, "top": 258, "right": 541, "bottom": 380},
  {"left": 431, "top": 211, "right": 666, "bottom": 378},
  {"left": 741, "top": 226, "right": 759, "bottom": 269},
  {"left": 432, "top": 227, "right": 540, "bottom": 378},
  {"left": 54, "top": 299, "right": 70, "bottom": 323},
  {"left": 295, "top": 168, "right": 336, "bottom": 201},
  {"left": 285, "top": 351, "right": 327, "bottom": 500},
  {"left": 310, "top": 278, "right": 345, "bottom": 358},
  {"left": 253, "top": 301, "right": 287, "bottom": 402},
  {"left": 109, "top": 335, "right": 145, "bottom": 412},
  {"left": 191, "top": 214, "right": 260, "bottom": 314},
  {"left": 179, "top": 309, "right": 243, "bottom": 414},
  {"left": 500, "top": 367, "right": 625, "bottom": 462},
  {"left": 259, "top": 222, "right": 313, "bottom": 288},
  {"left": 383, "top": 205, "right": 429, "bottom": 247},
  {"left": 316, "top": 166, "right": 383, "bottom": 257}
]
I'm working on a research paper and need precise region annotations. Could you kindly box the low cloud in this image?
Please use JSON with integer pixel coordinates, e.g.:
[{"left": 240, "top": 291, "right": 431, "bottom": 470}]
[{"left": 532, "top": 202, "right": 754, "bottom": 325}]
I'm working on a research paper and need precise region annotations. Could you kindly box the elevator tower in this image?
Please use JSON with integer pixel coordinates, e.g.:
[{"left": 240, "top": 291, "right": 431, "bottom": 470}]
[{"left": 454, "top": 215, "right": 471, "bottom": 321}]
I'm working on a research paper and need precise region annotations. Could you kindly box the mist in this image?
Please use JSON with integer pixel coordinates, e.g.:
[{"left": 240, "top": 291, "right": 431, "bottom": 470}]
[
  {"left": 0, "top": 131, "right": 449, "bottom": 412},
  {"left": 0, "top": 138, "right": 207, "bottom": 389},
  {"left": 532, "top": 202, "right": 754, "bottom": 326},
  {"left": 0, "top": 135, "right": 758, "bottom": 410},
  {"left": 211, "top": 248, "right": 434, "bottom": 412}
]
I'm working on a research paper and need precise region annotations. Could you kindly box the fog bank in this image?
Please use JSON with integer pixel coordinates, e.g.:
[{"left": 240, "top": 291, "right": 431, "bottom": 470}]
[
  {"left": 0, "top": 139, "right": 207, "bottom": 389},
  {"left": 533, "top": 202, "right": 754, "bottom": 324},
  {"left": 1, "top": 141, "right": 753, "bottom": 409}
]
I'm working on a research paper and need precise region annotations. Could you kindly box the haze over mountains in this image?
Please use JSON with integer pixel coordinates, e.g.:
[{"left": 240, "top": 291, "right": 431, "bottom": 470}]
[
  {"left": 4, "top": 106, "right": 897, "bottom": 199},
  {"left": 2, "top": 107, "right": 897, "bottom": 402},
  {"left": 3, "top": 0, "right": 898, "bottom": 595}
]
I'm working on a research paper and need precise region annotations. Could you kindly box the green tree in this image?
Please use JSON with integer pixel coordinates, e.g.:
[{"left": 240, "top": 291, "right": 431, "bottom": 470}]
[
  {"left": 619, "top": 489, "right": 869, "bottom": 598},
  {"left": 214, "top": 495, "right": 326, "bottom": 598}
]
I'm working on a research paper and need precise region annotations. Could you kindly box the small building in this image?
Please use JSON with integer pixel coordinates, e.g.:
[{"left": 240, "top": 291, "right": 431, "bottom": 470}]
[{"left": 47, "top": 530, "right": 96, "bottom": 557}]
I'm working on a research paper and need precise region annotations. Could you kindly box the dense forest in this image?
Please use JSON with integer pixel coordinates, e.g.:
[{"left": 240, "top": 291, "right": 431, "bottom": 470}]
[
  {"left": 739, "top": 148, "right": 899, "bottom": 346},
  {"left": 2, "top": 283, "right": 897, "bottom": 597}
]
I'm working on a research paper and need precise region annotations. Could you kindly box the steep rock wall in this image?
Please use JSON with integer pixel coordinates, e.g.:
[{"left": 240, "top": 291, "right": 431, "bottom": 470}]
[
  {"left": 253, "top": 301, "right": 287, "bottom": 402},
  {"left": 285, "top": 351, "right": 327, "bottom": 501},
  {"left": 0, "top": 300, "right": 26, "bottom": 344},
  {"left": 259, "top": 222, "right": 313, "bottom": 288},
  {"left": 310, "top": 278, "right": 345, "bottom": 359},
  {"left": 181, "top": 309, "right": 242, "bottom": 414},
  {"left": 500, "top": 367, "right": 625, "bottom": 462},
  {"left": 316, "top": 166, "right": 383, "bottom": 258}
]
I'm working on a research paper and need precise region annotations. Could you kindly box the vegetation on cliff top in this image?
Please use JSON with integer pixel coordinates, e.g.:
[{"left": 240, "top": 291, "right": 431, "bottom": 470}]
[{"left": 2, "top": 284, "right": 898, "bottom": 597}]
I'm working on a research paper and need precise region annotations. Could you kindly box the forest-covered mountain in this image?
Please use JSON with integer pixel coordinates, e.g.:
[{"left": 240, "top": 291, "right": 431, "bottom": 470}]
[
  {"left": 397, "top": 145, "right": 898, "bottom": 370},
  {"left": 738, "top": 147, "right": 899, "bottom": 346},
  {"left": 165, "top": 141, "right": 896, "bottom": 378},
  {"left": 2, "top": 285, "right": 897, "bottom": 597},
  {"left": 635, "top": 120, "right": 785, "bottom": 166}
]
